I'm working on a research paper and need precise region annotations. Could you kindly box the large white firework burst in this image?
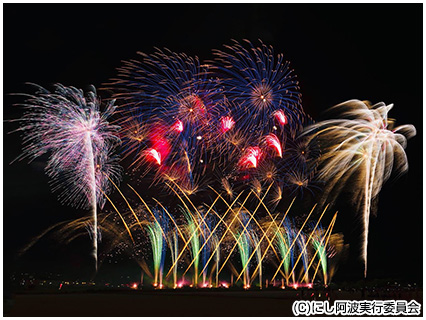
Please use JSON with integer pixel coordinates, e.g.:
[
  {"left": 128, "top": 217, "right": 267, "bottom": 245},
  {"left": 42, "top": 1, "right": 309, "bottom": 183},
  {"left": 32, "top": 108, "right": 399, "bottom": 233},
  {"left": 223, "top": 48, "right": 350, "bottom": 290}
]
[
  {"left": 303, "top": 99, "right": 416, "bottom": 277},
  {"left": 12, "top": 84, "right": 122, "bottom": 269}
]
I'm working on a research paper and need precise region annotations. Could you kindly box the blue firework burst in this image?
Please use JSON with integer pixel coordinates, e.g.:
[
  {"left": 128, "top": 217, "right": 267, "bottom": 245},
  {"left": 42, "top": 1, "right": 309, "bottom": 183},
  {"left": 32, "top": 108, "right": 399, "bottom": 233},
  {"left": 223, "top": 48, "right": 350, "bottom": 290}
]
[{"left": 213, "top": 39, "right": 304, "bottom": 138}]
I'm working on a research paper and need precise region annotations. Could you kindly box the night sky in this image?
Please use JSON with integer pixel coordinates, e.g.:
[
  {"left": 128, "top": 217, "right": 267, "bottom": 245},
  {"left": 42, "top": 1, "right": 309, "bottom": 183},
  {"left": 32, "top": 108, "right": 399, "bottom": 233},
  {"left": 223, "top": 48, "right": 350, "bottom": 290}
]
[{"left": 4, "top": 4, "right": 423, "bottom": 285}]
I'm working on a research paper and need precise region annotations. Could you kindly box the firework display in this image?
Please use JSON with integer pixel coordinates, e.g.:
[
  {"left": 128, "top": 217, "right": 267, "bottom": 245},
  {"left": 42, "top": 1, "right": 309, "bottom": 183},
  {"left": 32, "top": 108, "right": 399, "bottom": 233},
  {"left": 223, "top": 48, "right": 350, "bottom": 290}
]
[
  {"left": 12, "top": 40, "right": 415, "bottom": 288},
  {"left": 11, "top": 84, "right": 121, "bottom": 269},
  {"left": 303, "top": 100, "right": 416, "bottom": 277}
]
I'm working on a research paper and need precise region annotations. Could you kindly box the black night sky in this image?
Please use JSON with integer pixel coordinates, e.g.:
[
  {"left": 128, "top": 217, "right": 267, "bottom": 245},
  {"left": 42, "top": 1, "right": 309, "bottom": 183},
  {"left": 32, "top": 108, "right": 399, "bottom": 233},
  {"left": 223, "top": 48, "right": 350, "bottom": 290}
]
[{"left": 3, "top": 3, "right": 423, "bottom": 288}]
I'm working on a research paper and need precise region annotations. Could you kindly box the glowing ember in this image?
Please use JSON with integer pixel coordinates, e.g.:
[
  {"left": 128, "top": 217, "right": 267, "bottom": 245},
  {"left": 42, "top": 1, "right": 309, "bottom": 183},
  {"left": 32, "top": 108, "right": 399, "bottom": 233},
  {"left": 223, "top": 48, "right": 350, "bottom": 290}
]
[
  {"left": 146, "top": 148, "right": 162, "bottom": 165},
  {"left": 265, "top": 133, "right": 282, "bottom": 157},
  {"left": 274, "top": 110, "right": 287, "bottom": 125},
  {"left": 220, "top": 116, "right": 235, "bottom": 133},
  {"left": 239, "top": 147, "right": 262, "bottom": 168},
  {"left": 172, "top": 119, "right": 184, "bottom": 133}
]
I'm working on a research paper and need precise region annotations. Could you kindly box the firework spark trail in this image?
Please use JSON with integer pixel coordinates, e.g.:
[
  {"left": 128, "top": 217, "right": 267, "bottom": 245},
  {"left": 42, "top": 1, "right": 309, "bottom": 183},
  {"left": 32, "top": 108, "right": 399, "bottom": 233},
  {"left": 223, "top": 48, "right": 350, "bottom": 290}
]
[
  {"left": 312, "top": 229, "right": 327, "bottom": 284},
  {"left": 215, "top": 184, "right": 274, "bottom": 278},
  {"left": 184, "top": 200, "right": 243, "bottom": 277},
  {"left": 235, "top": 213, "right": 252, "bottom": 288},
  {"left": 214, "top": 188, "right": 285, "bottom": 272},
  {"left": 18, "top": 212, "right": 132, "bottom": 264},
  {"left": 12, "top": 84, "right": 121, "bottom": 269},
  {"left": 42, "top": 180, "right": 340, "bottom": 288},
  {"left": 306, "top": 213, "right": 337, "bottom": 285},
  {"left": 273, "top": 110, "right": 288, "bottom": 126},
  {"left": 127, "top": 185, "right": 168, "bottom": 240},
  {"left": 237, "top": 190, "right": 295, "bottom": 264},
  {"left": 303, "top": 100, "right": 416, "bottom": 277},
  {"left": 270, "top": 204, "right": 319, "bottom": 282},
  {"left": 279, "top": 205, "right": 329, "bottom": 284},
  {"left": 211, "top": 235, "right": 220, "bottom": 287},
  {"left": 165, "top": 180, "right": 214, "bottom": 239},
  {"left": 275, "top": 221, "right": 295, "bottom": 285},
  {"left": 101, "top": 191, "right": 134, "bottom": 244},
  {"left": 311, "top": 214, "right": 337, "bottom": 284},
  {"left": 234, "top": 194, "right": 294, "bottom": 284},
  {"left": 146, "top": 208, "right": 169, "bottom": 288},
  {"left": 151, "top": 198, "right": 188, "bottom": 244},
  {"left": 125, "top": 188, "right": 189, "bottom": 258},
  {"left": 195, "top": 206, "right": 239, "bottom": 280},
  {"left": 168, "top": 231, "right": 179, "bottom": 288},
  {"left": 172, "top": 181, "right": 235, "bottom": 254},
  {"left": 248, "top": 199, "right": 297, "bottom": 283},
  {"left": 235, "top": 188, "right": 296, "bottom": 279},
  {"left": 85, "top": 133, "right": 99, "bottom": 266},
  {"left": 220, "top": 116, "right": 235, "bottom": 133},
  {"left": 183, "top": 209, "right": 201, "bottom": 286},
  {"left": 179, "top": 201, "right": 236, "bottom": 279},
  {"left": 250, "top": 232, "right": 263, "bottom": 288},
  {"left": 165, "top": 183, "right": 240, "bottom": 279},
  {"left": 301, "top": 222, "right": 333, "bottom": 285},
  {"left": 239, "top": 146, "right": 263, "bottom": 169},
  {"left": 265, "top": 133, "right": 283, "bottom": 158},
  {"left": 198, "top": 191, "right": 254, "bottom": 278},
  {"left": 182, "top": 206, "right": 215, "bottom": 285},
  {"left": 295, "top": 233, "right": 310, "bottom": 283},
  {"left": 229, "top": 207, "right": 271, "bottom": 287},
  {"left": 200, "top": 215, "right": 214, "bottom": 284},
  {"left": 108, "top": 177, "right": 143, "bottom": 231}
]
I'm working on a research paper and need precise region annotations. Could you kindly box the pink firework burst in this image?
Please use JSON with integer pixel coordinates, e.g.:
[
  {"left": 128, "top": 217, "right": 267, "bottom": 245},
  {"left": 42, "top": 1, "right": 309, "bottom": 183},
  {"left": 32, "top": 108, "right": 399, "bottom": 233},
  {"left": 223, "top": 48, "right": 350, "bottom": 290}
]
[
  {"left": 13, "top": 84, "right": 122, "bottom": 268},
  {"left": 239, "top": 146, "right": 263, "bottom": 169},
  {"left": 265, "top": 133, "right": 283, "bottom": 158}
]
